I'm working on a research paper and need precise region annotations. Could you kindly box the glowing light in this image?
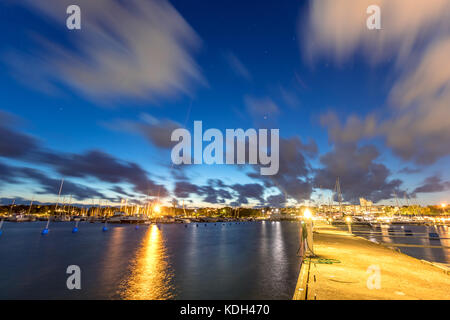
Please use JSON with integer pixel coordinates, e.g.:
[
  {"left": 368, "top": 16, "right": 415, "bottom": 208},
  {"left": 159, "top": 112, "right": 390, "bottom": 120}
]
[
  {"left": 441, "top": 203, "right": 447, "bottom": 208},
  {"left": 121, "top": 225, "right": 174, "bottom": 299},
  {"left": 303, "top": 208, "right": 312, "bottom": 220},
  {"left": 345, "top": 216, "right": 352, "bottom": 223},
  {"left": 154, "top": 205, "right": 161, "bottom": 214}
]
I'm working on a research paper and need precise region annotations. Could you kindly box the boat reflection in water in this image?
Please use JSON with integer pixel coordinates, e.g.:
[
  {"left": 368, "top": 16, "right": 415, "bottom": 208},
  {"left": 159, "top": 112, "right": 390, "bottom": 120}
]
[{"left": 119, "top": 225, "right": 175, "bottom": 299}]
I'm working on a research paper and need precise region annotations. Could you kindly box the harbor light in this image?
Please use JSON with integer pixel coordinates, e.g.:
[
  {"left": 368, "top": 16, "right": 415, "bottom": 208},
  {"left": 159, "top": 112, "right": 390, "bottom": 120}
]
[
  {"left": 303, "top": 208, "right": 312, "bottom": 220},
  {"left": 345, "top": 216, "right": 352, "bottom": 233},
  {"left": 441, "top": 203, "right": 447, "bottom": 208},
  {"left": 154, "top": 205, "right": 161, "bottom": 214}
]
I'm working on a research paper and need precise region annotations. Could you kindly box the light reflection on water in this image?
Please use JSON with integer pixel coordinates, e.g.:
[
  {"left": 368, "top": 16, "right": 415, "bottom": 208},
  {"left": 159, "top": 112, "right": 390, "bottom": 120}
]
[
  {"left": 0, "top": 221, "right": 301, "bottom": 299},
  {"left": 119, "top": 225, "right": 175, "bottom": 300}
]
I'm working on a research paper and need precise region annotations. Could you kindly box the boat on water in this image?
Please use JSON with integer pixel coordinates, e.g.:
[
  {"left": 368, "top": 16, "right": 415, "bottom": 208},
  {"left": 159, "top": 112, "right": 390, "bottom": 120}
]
[
  {"left": 7, "top": 214, "right": 33, "bottom": 222},
  {"left": 87, "top": 216, "right": 106, "bottom": 223},
  {"left": 52, "top": 215, "right": 71, "bottom": 222},
  {"left": 71, "top": 216, "right": 87, "bottom": 222},
  {"left": 155, "top": 216, "right": 175, "bottom": 223},
  {"left": 107, "top": 211, "right": 126, "bottom": 223},
  {"left": 120, "top": 214, "right": 149, "bottom": 224}
]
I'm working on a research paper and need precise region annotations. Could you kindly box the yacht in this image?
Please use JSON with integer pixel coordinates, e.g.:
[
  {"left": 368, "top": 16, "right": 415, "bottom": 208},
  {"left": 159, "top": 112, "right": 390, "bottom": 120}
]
[
  {"left": 120, "top": 214, "right": 148, "bottom": 224},
  {"left": 52, "top": 215, "right": 71, "bottom": 222},
  {"left": 8, "top": 214, "right": 30, "bottom": 222},
  {"left": 108, "top": 211, "right": 126, "bottom": 223}
]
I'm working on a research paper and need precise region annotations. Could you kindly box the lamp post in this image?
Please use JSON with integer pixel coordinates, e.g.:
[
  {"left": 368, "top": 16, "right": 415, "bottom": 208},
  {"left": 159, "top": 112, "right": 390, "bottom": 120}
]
[
  {"left": 303, "top": 208, "right": 314, "bottom": 256},
  {"left": 345, "top": 215, "right": 352, "bottom": 233}
]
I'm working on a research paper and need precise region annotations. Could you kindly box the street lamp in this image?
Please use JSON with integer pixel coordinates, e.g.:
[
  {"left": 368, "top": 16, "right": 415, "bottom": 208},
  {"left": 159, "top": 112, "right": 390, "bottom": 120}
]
[
  {"left": 345, "top": 215, "right": 352, "bottom": 233},
  {"left": 303, "top": 208, "right": 314, "bottom": 256},
  {"left": 303, "top": 208, "right": 312, "bottom": 220}
]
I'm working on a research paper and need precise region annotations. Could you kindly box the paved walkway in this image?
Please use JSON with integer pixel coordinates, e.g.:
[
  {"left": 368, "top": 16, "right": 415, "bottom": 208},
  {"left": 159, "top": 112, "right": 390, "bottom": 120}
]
[{"left": 293, "top": 221, "right": 450, "bottom": 300}]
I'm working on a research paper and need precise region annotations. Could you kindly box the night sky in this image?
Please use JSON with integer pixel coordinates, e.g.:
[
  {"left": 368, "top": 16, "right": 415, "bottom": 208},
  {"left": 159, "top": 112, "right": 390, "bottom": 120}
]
[{"left": 0, "top": 0, "right": 449, "bottom": 207}]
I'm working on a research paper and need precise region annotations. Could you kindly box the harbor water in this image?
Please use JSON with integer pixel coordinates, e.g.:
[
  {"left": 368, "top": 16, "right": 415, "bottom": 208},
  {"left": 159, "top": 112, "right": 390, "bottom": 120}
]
[{"left": 0, "top": 221, "right": 302, "bottom": 299}]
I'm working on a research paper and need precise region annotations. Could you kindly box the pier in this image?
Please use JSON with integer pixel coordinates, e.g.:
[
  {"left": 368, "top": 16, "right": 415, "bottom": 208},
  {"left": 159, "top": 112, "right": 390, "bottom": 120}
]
[{"left": 293, "top": 220, "right": 450, "bottom": 300}]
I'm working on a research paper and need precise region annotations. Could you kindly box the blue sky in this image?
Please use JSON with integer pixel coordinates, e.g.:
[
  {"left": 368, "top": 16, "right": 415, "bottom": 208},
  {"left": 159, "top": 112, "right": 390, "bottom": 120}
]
[{"left": 0, "top": 0, "right": 449, "bottom": 207}]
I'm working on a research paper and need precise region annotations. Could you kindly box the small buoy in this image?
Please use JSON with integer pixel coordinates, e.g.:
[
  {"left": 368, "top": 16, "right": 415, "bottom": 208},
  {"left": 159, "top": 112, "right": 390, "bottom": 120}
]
[
  {"left": 184, "top": 224, "right": 188, "bottom": 228},
  {"left": 196, "top": 224, "right": 198, "bottom": 227},
  {"left": 72, "top": 227, "right": 79, "bottom": 233},
  {"left": 204, "top": 224, "right": 207, "bottom": 227},
  {"left": 135, "top": 225, "right": 139, "bottom": 230},
  {"left": 41, "top": 228, "right": 49, "bottom": 235},
  {"left": 102, "top": 226, "right": 108, "bottom": 232},
  {"left": 0, "top": 230, "right": 3, "bottom": 236}
]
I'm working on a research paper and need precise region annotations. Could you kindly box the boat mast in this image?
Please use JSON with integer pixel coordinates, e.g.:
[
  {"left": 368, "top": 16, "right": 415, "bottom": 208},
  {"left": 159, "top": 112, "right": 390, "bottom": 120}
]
[
  {"left": 27, "top": 197, "right": 34, "bottom": 215},
  {"left": 9, "top": 199, "right": 15, "bottom": 216},
  {"left": 334, "top": 177, "right": 343, "bottom": 214},
  {"left": 182, "top": 200, "right": 187, "bottom": 216}
]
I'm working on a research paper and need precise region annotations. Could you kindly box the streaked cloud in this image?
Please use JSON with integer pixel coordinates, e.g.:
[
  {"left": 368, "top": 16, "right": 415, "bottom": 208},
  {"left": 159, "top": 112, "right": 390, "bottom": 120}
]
[
  {"left": 303, "top": 0, "right": 450, "bottom": 64},
  {"left": 306, "top": 1, "right": 450, "bottom": 165},
  {"left": 413, "top": 175, "right": 450, "bottom": 194},
  {"left": 6, "top": 0, "right": 204, "bottom": 103},
  {"left": 0, "top": 111, "right": 168, "bottom": 199},
  {"left": 224, "top": 52, "right": 252, "bottom": 80},
  {"left": 105, "top": 113, "right": 183, "bottom": 149},
  {"left": 313, "top": 143, "right": 405, "bottom": 203}
]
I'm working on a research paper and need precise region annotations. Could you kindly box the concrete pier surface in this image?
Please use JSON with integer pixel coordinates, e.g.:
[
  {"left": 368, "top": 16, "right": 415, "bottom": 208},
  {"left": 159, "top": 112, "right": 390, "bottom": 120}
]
[{"left": 293, "top": 221, "right": 450, "bottom": 300}]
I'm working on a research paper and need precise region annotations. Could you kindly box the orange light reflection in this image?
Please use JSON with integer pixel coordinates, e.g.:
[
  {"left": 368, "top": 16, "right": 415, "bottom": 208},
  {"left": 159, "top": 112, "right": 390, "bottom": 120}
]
[{"left": 120, "top": 225, "right": 174, "bottom": 299}]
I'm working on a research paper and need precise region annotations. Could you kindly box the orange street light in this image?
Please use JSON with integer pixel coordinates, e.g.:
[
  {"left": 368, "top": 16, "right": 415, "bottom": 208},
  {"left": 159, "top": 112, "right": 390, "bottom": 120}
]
[
  {"left": 345, "top": 216, "right": 352, "bottom": 233},
  {"left": 303, "top": 208, "right": 312, "bottom": 220}
]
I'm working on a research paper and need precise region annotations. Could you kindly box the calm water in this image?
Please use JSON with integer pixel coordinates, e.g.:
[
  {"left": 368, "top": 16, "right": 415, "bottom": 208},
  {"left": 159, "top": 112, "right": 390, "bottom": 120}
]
[
  {"left": 0, "top": 221, "right": 302, "bottom": 299},
  {"left": 347, "top": 224, "right": 450, "bottom": 264}
]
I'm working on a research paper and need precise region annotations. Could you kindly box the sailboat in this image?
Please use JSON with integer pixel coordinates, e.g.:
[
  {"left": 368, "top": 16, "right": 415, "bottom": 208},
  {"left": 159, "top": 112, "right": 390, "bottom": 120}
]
[
  {"left": 7, "top": 199, "right": 31, "bottom": 222},
  {"left": 42, "top": 178, "right": 64, "bottom": 234}
]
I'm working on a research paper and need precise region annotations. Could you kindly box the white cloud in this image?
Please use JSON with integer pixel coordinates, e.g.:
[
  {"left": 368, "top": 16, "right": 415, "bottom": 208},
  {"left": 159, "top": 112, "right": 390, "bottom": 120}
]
[
  {"left": 305, "top": 0, "right": 450, "bottom": 165},
  {"left": 6, "top": 0, "right": 204, "bottom": 103},
  {"left": 303, "top": 0, "right": 450, "bottom": 64}
]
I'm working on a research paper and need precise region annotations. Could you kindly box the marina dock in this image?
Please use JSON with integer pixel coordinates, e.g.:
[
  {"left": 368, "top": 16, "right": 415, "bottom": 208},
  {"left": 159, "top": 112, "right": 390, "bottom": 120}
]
[{"left": 293, "top": 221, "right": 450, "bottom": 300}]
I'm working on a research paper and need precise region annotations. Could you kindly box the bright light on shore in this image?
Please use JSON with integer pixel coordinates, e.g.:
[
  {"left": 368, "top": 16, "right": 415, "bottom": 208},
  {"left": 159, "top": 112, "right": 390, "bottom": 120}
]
[
  {"left": 303, "top": 208, "right": 312, "bottom": 220},
  {"left": 154, "top": 205, "right": 161, "bottom": 214},
  {"left": 441, "top": 203, "right": 447, "bottom": 208},
  {"left": 345, "top": 216, "right": 352, "bottom": 223}
]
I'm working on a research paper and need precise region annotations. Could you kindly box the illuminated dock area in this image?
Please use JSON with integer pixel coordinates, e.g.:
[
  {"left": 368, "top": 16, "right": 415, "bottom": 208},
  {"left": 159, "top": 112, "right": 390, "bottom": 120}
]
[{"left": 293, "top": 221, "right": 450, "bottom": 300}]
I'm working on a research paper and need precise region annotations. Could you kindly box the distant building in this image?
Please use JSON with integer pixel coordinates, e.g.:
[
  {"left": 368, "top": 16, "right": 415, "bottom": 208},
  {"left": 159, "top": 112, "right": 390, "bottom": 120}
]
[{"left": 359, "top": 198, "right": 373, "bottom": 207}]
